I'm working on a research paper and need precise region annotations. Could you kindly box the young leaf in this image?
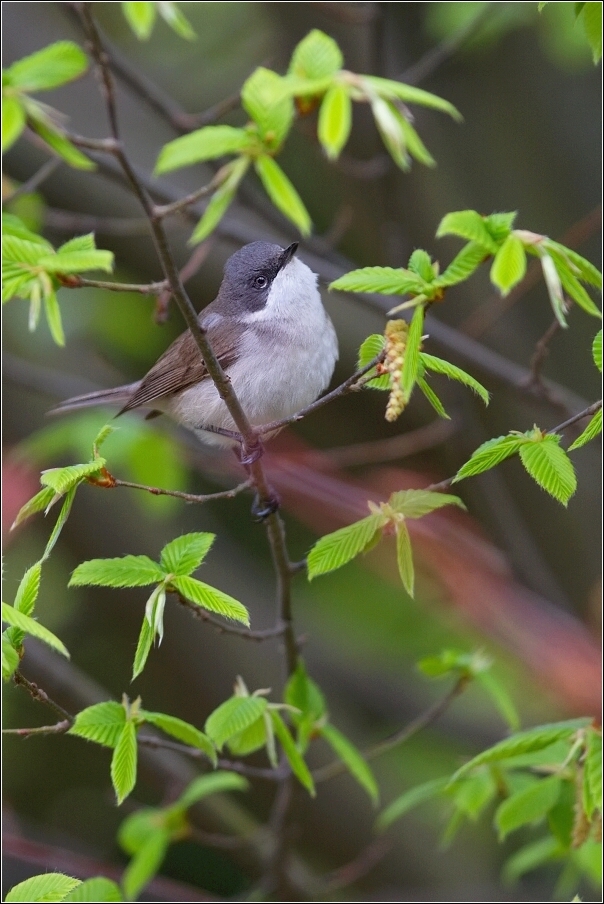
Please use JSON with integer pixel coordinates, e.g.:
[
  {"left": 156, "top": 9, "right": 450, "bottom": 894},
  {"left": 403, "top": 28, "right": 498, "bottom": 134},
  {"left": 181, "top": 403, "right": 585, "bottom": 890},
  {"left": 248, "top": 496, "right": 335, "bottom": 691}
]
[
  {"left": 40, "top": 460, "right": 107, "bottom": 495},
  {"left": 13, "top": 561, "right": 42, "bottom": 615},
  {"left": 399, "top": 117, "right": 436, "bottom": 167},
  {"left": 288, "top": 29, "right": 343, "bottom": 80},
  {"left": 141, "top": 711, "right": 216, "bottom": 764},
  {"left": 70, "top": 555, "right": 167, "bottom": 589},
  {"left": 376, "top": 777, "right": 450, "bottom": 830},
  {"left": 436, "top": 241, "right": 488, "bottom": 288},
  {"left": 490, "top": 233, "right": 527, "bottom": 295},
  {"left": 159, "top": 532, "right": 215, "bottom": 576},
  {"left": 111, "top": 720, "right": 138, "bottom": 804},
  {"left": 157, "top": 1, "right": 197, "bottom": 40},
  {"left": 568, "top": 407, "right": 602, "bottom": 451},
  {"left": 581, "top": 1, "right": 602, "bottom": 62},
  {"left": 389, "top": 489, "right": 466, "bottom": 519},
  {"left": 540, "top": 252, "right": 568, "bottom": 327},
  {"left": 436, "top": 211, "right": 500, "bottom": 253},
  {"left": 7, "top": 41, "right": 88, "bottom": 91},
  {"left": 270, "top": 710, "right": 315, "bottom": 796},
  {"left": 5, "top": 873, "right": 81, "bottom": 903},
  {"left": 63, "top": 877, "right": 123, "bottom": 902},
  {"left": 190, "top": 156, "right": 249, "bottom": 245},
  {"left": 226, "top": 715, "right": 267, "bottom": 756},
  {"left": 502, "top": 836, "right": 562, "bottom": 884},
  {"left": 43, "top": 288, "right": 65, "bottom": 346},
  {"left": 176, "top": 771, "right": 249, "bottom": 810},
  {"left": 357, "top": 333, "right": 389, "bottom": 389},
  {"left": 1, "top": 602, "right": 69, "bottom": 657},
  {"left": 453, "top": 434, "right": 525, "bottom": 482},
  {"left": 475, "top": 670, "right": 520, "bottom": 731},
  {"left": 69, "top": 701, "right": 126, "bottom": 748},
  {"left": 205, "top": 695, "right": 268, "bottom": 750},
  {"left": 28, "top": 115, "right": 95, "bottom": 171},
  {"left": 132, "top": 617, "right": 154, "bottom": 681},
  {"left": 583, "top": 728, "right": 602, "bottom": 819},
  {"left": 330, "top": 267, "right": 424, "bottom": 296},
  {"left": 518, "top": 435, "right": 577, "bottom": 505},
  {"left": 320, "top": 722, "right": 378, "bottom": 804},
  {"left": 417, "top": 375, "right": 450, "bottom": 419},
  {"left": 495, "top": 775, "right": 562, "bottom": 840},
  {"left": 254, "top": 155, "right": 312, "bottom": 236},
  {"left": 43, "top": 486, "right": 77, "bottom": 561},
  {"left": 593, "top": 329, "right": 602, "bottom": 371},
  {"left": 2, "top": 95, "right": 25, "bottom": 151},
  {"left": 169, "top": 575, "right": 249, "bottom": 625},
  {"left": 544, "top": 241, "right": 602, "bottom": 289},
  {"left": 401, "top": 303, "right": 424, "bottom": 401},
  {"left": 419, "top": 353, "right": 490, "bottom": 405},
  {"left": 2, "top": 637, "right": 20, "bottom": 681},
  {"left": 284, "top": 661, "right": 327, "bottom": 723},
  {"left": 318, "top": 82, "right": 352, "bottom": 159},
  {"left": 307, "top": 513, "right": 384, "bottom": 579},
  {"left": 370, "top": 96, "right": 409, "bottom": 170},
  {"left": 122, "top": 2, "right": 157, "bottom": 40},
  {"left": 394, "top": 519, "right": 414, "bottom": 596},
  {"left": 549, "top": 253, "right": 602, "bottom": 319},
  {"left": 155, "top": 125, "right": 250, "bottom": 174},
  {"left": 363, "top": 75, "right": 462, "bottom": 121},
  {"left": 122, "top": 829, "right": 169, "bottom": 902},
  {"left": 39, "top": 249, "right": 114, "bottom": 274},
  {"left": 241, "top": 67, "right": 293, "bottom": 147},
  {"left": 453, "top": 769, "right": 497, "bottom": 820}
]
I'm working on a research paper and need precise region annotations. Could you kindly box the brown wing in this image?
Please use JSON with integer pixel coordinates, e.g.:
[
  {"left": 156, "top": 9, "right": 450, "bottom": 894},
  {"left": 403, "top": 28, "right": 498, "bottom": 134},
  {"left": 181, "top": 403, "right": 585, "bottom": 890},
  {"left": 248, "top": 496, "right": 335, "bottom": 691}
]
[{"left": 119, "top": 319, "right": 243, "bottom": 413}]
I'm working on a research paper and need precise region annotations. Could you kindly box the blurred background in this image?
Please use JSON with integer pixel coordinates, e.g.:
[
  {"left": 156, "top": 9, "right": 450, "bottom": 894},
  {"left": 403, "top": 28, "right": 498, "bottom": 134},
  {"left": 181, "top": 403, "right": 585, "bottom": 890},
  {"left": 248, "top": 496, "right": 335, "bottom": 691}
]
[{"left": 2, "top": 2, "right": 602, "bottom": 901}]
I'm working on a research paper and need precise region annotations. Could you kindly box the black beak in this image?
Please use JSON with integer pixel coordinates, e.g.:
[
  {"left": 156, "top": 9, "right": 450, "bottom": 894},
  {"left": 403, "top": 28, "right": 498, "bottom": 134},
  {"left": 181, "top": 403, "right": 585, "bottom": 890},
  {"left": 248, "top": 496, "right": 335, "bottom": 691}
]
[{"left": 279, "top": 242, "right": 298, "bottom": 271}]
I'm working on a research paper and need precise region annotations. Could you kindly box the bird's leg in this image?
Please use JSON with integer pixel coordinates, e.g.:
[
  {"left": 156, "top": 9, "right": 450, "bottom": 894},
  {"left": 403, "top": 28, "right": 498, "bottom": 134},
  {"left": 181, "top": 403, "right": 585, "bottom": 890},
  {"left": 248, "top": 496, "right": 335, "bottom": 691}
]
[{"left": 232, "top": 445, "right": 280, "bottom": 520}]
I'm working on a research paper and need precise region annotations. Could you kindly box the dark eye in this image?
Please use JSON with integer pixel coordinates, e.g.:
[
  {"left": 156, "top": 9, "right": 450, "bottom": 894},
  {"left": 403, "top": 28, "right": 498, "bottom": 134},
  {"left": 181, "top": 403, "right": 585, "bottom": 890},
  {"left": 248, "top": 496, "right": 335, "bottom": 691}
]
[{"left": 254, "top": 275, "right": 268, "bottom": 289}]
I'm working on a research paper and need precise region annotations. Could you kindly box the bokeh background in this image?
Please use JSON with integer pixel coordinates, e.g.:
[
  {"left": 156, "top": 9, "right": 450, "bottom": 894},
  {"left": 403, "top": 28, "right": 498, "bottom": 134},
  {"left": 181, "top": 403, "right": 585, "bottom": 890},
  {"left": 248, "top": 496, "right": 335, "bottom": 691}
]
[{"left": 3, "top": 2, "right": 602, "bottom": 901}]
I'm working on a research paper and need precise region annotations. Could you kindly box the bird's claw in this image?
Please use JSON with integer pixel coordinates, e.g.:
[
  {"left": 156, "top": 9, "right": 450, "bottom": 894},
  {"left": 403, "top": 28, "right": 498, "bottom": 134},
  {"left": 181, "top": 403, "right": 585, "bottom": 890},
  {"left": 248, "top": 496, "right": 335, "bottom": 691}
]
[
  {"left": 240, "top": 441, "right": 264, "bottom": 467},
  {"left": 251, "top": 492, "right": 280, "bottom": 520}
]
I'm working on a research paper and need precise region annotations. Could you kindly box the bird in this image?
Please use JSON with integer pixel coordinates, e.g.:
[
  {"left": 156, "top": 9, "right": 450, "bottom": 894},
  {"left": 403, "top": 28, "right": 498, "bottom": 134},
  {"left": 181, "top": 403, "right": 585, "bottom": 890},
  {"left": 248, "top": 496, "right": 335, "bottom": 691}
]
[{"left": 51, "top": 242, "right": 339, "bottom": 456}]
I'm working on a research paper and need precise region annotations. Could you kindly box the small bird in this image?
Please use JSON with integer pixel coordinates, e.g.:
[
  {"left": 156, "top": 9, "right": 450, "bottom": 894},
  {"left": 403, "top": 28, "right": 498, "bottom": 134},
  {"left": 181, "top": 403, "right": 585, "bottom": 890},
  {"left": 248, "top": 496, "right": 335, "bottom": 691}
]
[{"left": 51, "top": 242, "right": 339, "bottom": 452}]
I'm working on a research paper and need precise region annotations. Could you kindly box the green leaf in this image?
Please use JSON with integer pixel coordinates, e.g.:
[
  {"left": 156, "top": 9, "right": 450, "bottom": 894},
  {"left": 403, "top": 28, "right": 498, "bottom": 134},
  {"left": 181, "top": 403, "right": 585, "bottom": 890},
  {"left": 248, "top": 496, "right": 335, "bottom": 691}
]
[
  {"left": 370, "top": 97, "right": 409, "bottom": 170},
  {"left": 3, "top": 234, "right": 49, "bottom": 265},
  {"left": 226, "top": 715, "right": 267, "bottom": 756},
  {"left": 376, "top": 777, "right": 449, "bottom": 830},
  {"left": 70, "top": 555, "right": 166, "bottom": 589},
  {"left": 395, "top": 519, "right": 414, "bottom": 597},
  {"left": 190, "top": 156, "right": 249, "bottom": 244},
  {"left": 270, "top": 710, "right": 315, "bottom": 796},
  {"left": 288, "top": 29, "right": 343, "bottom": 80},
  {"left": 160, "top": 532, "right": 215, "bottom": 576},
  {"left": 169, "top": 575, "right": 249, "bottom": 625},
  {"left": 43, "top": 288, "right": 65, "bottom": 346},
  {"left": 453, "top": 434, "right": 525, "bottom": 483},
  {"left": 417, "top": 375, "right": 450, "bottom": 419},
  {"left": 284, "top": 661, "right": 327, "bottom": 723},
  {"left": 39, "top": 250, "right": 114, "bottom": 274},
  {"left": 142, "top": 711, "right": 216, "bottom": 764},
  {"left": 484, "top": 211, "right": 518, "bottom": 242},
  {"left": 401, "top": 303, "right": 424, "bottom": 401},
  {"left": 69, "top": 701, "right": 126, "bottom": 748},
  {"left": 592, "top": 329, "right": 602, "bottom": 371},
  {"left": 495, "top": 775, "right": 562, "bottom": 840},
  {"left": 307, "top": 513, "right": 384, "bottom": 578},
  {"left": 57, "top": 234, "right": 94, "bottom": 255},
  {"left": 583, "top": 728, "right": 602, "bottom": 819},
  {"left": 490, "top": 234, "right": 527, "bottom": 295},
  {"left": 544, "top": 242, "right": 602, "bottom": 289},
  {"left": 330, "top": 267, "right": 424, "bottom": 296},
  {"left": 362, "top": 75, "right": 462, "bottom": 121},
  {"left": 43, "top": 486, "right": 76, "bottom": 561},
  {"left": 320, "top": 722, "right": 378, "bottom": 804},
  {"left": 122, "top": 2, "right": 157, "bottom": 40},
  {"left": 155, "top": 125, "right": 250, "bottom": 174},
  {"left": 14, "top": 561, "right": 42, "bottom": 616},
  {"left": 40, "top": 460, "right": 106, "bottom": 495},
  {"left": 357, "top": 333, "right": 389, "bottom": 390},
  {"left": 111, "top": 720, "right": 138, "bottom": 804},
  {"left": 63, "top": 878, "right": 123, "bottom": 902},
  {"left": 2, "top": 636, "right": 20, "bottom": 681},
  {"left": 318, "top": 83, "right": 352, "bottom": 159},
  {"left": 2, "top": 213, "right": 51, "bottom": 246},
  {"left": 502, "top": 836, "right": 562, "bottom": 884},
  {"left": 547, "top": 779, "right": 575, "bottom": 848},
  {"left": 436, "top": 241, "right": 488, "bottom": 288},
  {"left": 2, "top": 94, "right": 25, "bottom": 151},
  {"left": 5, "top": 873, "right": 81, "bottom": 903},
  {"left": 475, "top": 670, "right": 520, "bottom": 731},
  {"left": 157, "top": 1, "right": 197, "bottom": 40},
  {"left": 205, "top": 695, "right": 268, "bottom": 750},
  {"left": 254, "top": 155, "right": 312, "bottom": 236},
  {"left": 7, "top": 41, "right": 88, "bottom": 91},
  {"left": 519, "top": 435, "right": 577, "bottom": 505},
  {"left": 176, "top": 771, "right": 249, "bottom": 810},
  {"left": 581, "top": 1, "right": 602, "bottom": 62},
  {"left": 540, "top": 252, "right": 568, "bottom": 327},
  {"left": 132, "top": 617, "right": 154, "bottom": 681},
  {"left": 1, "top": 602, "right": 69, "bottom": 657},
  {"left": 241, "top": 67, "right": 293, "bottom": 148},
  {"left": 417, "top": 648, "right": 489, "bottom": 679},
  {"left": 568, "top": 407, "right": 602, "bottom": 451},
  {"left": 453, "top": 769, "right": 496, "bottom": 820},
  {"left": 548, "top": 252, "right": 602, "bottom": 319},
  {"left": 28, "top": 114, "right": 95, "bottom": 171},
  {"left": 436, "top": 210, "right": 500, "bottom": 254},
  {"left": 122, "top": 829, "right": 169, "bottom": 901},
  {"left": 451, "top": 719, "right": 589, "bottom": 781},
  {"left": 399, "top": 117, "right": 436, "bottom": 167},
  {"left": 389, "top": 488, "right": 466, "bottom": 519},
  {"left": 419, "top": 353, "right": 490, "bottom": 405}
]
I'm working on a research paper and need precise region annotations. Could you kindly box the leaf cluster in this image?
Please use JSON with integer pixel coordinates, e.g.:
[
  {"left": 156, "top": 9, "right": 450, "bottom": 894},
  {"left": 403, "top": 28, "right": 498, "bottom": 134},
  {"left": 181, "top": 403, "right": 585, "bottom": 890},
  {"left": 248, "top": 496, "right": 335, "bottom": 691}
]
[{"left": 121, "top": 1, "right": 196, "bottom": 41}]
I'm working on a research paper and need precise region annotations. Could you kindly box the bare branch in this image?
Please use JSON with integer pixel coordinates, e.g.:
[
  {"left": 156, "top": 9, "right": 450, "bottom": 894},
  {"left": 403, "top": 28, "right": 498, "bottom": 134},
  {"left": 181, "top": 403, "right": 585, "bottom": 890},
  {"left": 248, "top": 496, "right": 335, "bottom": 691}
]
[
  {"left": 58, "top": 275, "right": 168, "bottom": 294},
  {"left": 173, "top": 591, "right": 286, "bottom": 642},
  {"left": 3, "top": 720, "right": 71, "bottom": 737},
  {"left": 13, "top": 671, "right": 73, "bottom": 723},
  {"left": 108, "top": 477, "right": 252, "bottom": 505},
  {"left": 4, "top": 158, "right": 61, "bottom": 201}
]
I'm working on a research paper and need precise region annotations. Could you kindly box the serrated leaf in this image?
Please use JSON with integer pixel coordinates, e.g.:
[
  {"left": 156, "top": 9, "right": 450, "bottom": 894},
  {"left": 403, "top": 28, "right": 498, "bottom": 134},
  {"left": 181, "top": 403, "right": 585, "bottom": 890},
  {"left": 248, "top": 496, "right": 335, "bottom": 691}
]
[
  {"left": 226, "top": 715, "right": 267, "bottom": 756},
  {"left": 270, "top": 710, "right": 315, "bottom": 796},
  {"left": 288, "top": 29, "right": 343, "bottom": 80},
  {"left": 40, "top": 460, "right": 106, "bottom": 495},
  {"left": 330, "top": 267, "right": 424, "bottom": 296},
  {"left": 160, "top": 532, "right": 215, "bottom": 576},
  {"left": 241, "top": 67, "right": 293, "bottom": 148},
  {"left": 2, "top": 94, "right": 25, "bottom": 151},
  {"left": 285, "top": 661, "right": 327, "bottom": 723},
  {"left": 549, "top": 255, "right": 602, "bottom": 319},
  {"left": 70, "top": 555, "right": 167, "bottom": 589},
  {"left": 157, "top": 1, "right": 197, "bottom": 39},
  {"left": 2, "top": 234, "right": 49, "bottom": 265},
  {"left": 43, "top": 289, "right": 65, "bottom": 346},
  {"left": 69, "top": 701, "right": 126, "bottom": 748},
  {"left": 419, "top": 353, "right": 490, "bottom": 405},
  {"left": 43, "top": 486, "right": 76, "bottom": 561},
  {"left": 8, "top": 41, "right": 88, "bottom": 91},
  {"left": 1, "top": 602, "right": 69, "bottom": 657},
  {"left": 490, "top": 234, "right": 527, "bottom": 295},
  {"left": 307, "top": 513, "right": 384, "bottom": 579},
  {"left": 389, "top": 489, "right": 466, "bottom": 518},
  {"left": 370, "top": 96, "right": 409, "bottom": 170},
  {"left": 592, "top": 330, "right": 602, "bottom": 370},
  {"left": 254, "top": 155, "right": 311, "bottom": 236},
  {"left": 568, "top": 407, "right": 602, "bottom": 450},
  {"left": 28, "top": 115, "right": 95, "bottom": 171},
  {"left": 408, "top": 250, "right": 435, "bottom": 282},
  {"left": 2, "top": 213, "right": 52, "bottom": 246},
  {"left": 401, "top": 303, "right": 424, "bottom": 401},
  {"left": 545, "top": 242, "right": 602, "bottom": 289},
  {"left": 417, "top": 375, "right": 450, "bottom": 419},
  {"left": 318, "top": 82, "right": 352, "bottom": 159},
  {"left": 63, "top": 878, "right": 123, "bottom": 902},
  {"left": 57, "top": 234, "right": 95, "bottom": 255},
  {"left": 111, "top": 720, "right": 138, "bottom": 804},
  {"left": 502, "top": 836, "right": 562, "bottom": 884},
  {"left": 155, "top": 125, "right": 250, "bottom": 174},
  {"left": 2, "top": 636, "right": 20, "bottom": 681},
  {"left": 169, "top": 575, "right": 249, "bottom": 624},
  {"left": 39, "top": 250, "right": 114, "bottom": 274},
  {"left": 357, "top": 334, "right": 389, "bottom": 389},
  {"left": 122, "top": 2, "right": 157, "bottom": 39},
  {"left": 132, "top": 617, "right": 154, "bottom": 681},
  {"left": 519, "top": 435, "right": 577, "bottom": 505},
  {"left": 5, "top": 873, "right": 81, "bottom": 903},
  {"left": 142, "top": 711, "right": 216, "bottom": 764},
  {"left": 395, "top": 519, "right": 414, "bottom": 597},
  {"left": 362, "top": 75, "right": 462, "bottom": 121},
  {"left": 376, "top": 777, "right": 449, "bottom": 830},
  {"left": 320, "top": 722, "right": 378, "bottom": 804},
  {"left": 397, "top": 116, "right": 436, "bottom": 167},
  {"left": 436, "top": 241, "right": 488, "bottom": 288},
  {"left": 436, "top": 210, "right": 499, "bottom": 254},
  {"left": 451, "top": 719, "right": 590, "bottom": 781},
  {"left": 581, "top": 1, "right": 602, "bottom": 62},
  {"left": 475, "top": 670, "right": 520, "bottom": 730},
  {"left": 205, "top": 695, "right": 268, "bottom": 749},
  {"left": 190, "top": 156, "right": 249, "bottom": 244},
  {"left": 540, "top": 252, "right": 568, "bottom": 327},
  {"left": 453, "top": 434, "right": 525, "bottom": 482},
  {"left": 13, "top": 561, "right": 42, "bottom": 615},
  {"left": 122, "top": 829, "right": 169, "bottom": 901},
  {"left": 583, "top": 728, "right": 602, "bottom": 819},
  {"left": 176, "top": 771, "right": 248, "bottom": 810},
  {"left": 453, "top": 769, "right": 496, "bottom": 820},
  {"left": 484, "top": 211, "right": 518, "bottom": 241},
  {"left": 495, "top": 775, "right": 562, "bottom": 840}
]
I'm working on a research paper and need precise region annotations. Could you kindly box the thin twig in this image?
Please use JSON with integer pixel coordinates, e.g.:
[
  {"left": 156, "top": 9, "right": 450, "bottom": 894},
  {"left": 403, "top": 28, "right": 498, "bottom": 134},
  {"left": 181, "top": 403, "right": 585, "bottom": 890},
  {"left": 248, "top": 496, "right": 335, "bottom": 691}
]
[
  {"left": 4, "top": 158, "right": 61, "bottom": 202},
  {"left": 155, "top": 239, "right": 215, "bottom": 323},
  {"left": 322, "top": 837, "right": 392, "bottom": 894},
  {"left": 547, "top": 400, "right": 602, "bottom": 435},
  {"left": 13, "top": 671, "right": 74, "bottom": 723},
  {"left": 59, "top": 275, "right": 168, "bottom": 294},
  {"left": 524, "top": 317, "right": 562, "bottom": 395},
  {"left": 109, "top": 477, "right": 252, "bottom": 505},
  {"left": 174, "top": 592, "right": 287, "bottom": 642},
  {"left": 3, "top": 720, "right": 71, "bottom": 737},
  {"left": 44, "top": 208, "right": 151, "bottom": 236},
  {"left": 153, "top": 175, "right": 224, "bottom": 219}
]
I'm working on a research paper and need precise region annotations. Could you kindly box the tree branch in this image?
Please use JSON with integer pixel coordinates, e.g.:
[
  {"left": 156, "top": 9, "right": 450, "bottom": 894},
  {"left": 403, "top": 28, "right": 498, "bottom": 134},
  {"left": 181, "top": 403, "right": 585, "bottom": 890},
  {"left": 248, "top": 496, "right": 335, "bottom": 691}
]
[
  {"left": 173, "top": 591, "right": 287, "bottom": 642},
  {"left": 107, "top": 477, "right": 252, "bottom": 505},
  {"left": 13, "top": 671, "right": 73, "bottom": 723}
]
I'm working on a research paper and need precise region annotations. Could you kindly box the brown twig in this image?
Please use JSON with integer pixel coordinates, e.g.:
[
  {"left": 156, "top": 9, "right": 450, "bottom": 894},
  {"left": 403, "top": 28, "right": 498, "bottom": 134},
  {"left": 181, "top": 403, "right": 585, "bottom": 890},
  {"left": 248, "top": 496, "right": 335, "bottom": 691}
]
[
  {"left": 3, "top": 720, "right": 71, "bottom": 737},
  {"left": 13, "top": 671, "right": 73, "bottom": 722},
  {"left": 155, "top": 238, "right": 215, "bottom": 323},
  {"left": 173, "top": 592, "right": 287, "bottom": 642},
  {"left": 153, "top": 175, "right": 224, "bottom": 220},
  {"left": 523, "top": 317, "right": 563, "bottom": 397},
  {"left": 59, "top": 275, "right": 168, "bottom": 294},
  {"left": 547, "top": 400, "right": 602, "bottom": 435},
  {"left": 322, "top": 837, "right": 392, "bottom": 894},
  {"left": 3, "top": 158, "right": 61, "bottom": 202},
  {"left": 109, "top": 477, "right": 252, "bottom": 505}
]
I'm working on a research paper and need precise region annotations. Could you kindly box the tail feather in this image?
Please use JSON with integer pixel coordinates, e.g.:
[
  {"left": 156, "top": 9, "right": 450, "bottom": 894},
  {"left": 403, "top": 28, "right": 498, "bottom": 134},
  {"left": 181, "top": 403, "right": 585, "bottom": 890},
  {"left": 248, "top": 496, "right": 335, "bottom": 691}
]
[{"left": 48, "top": 382, "right": 140, "bottom": 416}]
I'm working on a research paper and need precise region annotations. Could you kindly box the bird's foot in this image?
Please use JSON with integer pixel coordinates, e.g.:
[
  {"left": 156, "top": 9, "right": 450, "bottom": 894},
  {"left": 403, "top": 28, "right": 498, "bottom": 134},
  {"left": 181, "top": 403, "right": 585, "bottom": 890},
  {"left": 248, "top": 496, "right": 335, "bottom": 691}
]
[
  {"left": 240, "top": 439, "right": 264, "bottom": 467},
  {"left": 251, "top": 491, "right": 281, "bottom": 521}
]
